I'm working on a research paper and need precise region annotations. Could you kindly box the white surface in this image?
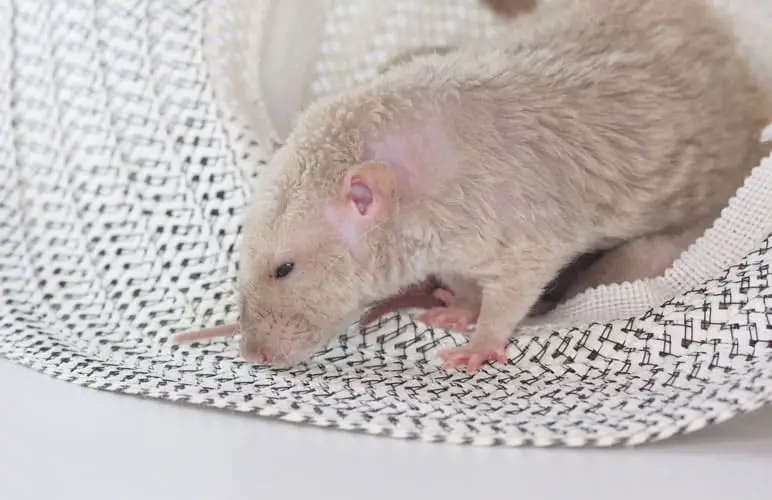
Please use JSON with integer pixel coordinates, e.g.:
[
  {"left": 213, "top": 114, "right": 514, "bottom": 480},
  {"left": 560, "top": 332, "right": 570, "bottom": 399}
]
[{"left": 2, "top": 359, "right": 772, "bottom": 500}]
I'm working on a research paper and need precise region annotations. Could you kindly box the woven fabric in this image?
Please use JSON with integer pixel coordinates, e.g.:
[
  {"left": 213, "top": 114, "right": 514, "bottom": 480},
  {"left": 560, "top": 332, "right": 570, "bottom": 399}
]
[{"left": 1, "top": 0, "right": 772, "bottom": 447}]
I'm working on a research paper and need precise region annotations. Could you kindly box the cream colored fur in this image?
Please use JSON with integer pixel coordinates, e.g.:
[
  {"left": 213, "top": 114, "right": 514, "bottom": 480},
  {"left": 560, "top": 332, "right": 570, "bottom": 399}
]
[{"left": 237, "top": 0, "right": 771, "bottom": 369}]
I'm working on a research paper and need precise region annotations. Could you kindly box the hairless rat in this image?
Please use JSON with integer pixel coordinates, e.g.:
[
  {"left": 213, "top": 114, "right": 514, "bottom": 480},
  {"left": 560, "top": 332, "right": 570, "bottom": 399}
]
[{"left": 174, "top": 0, "right": 771, "bottom": 373}]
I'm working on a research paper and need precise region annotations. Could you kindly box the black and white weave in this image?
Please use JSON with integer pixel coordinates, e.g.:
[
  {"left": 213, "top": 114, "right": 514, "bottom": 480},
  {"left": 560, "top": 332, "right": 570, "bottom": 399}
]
[{"left": 1, "top": 0, "right": 772, "bottom": 448}]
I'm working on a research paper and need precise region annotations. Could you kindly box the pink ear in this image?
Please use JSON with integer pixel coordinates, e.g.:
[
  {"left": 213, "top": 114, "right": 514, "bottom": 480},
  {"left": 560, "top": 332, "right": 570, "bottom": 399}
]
[
  {"left": 324, "top": 162, "right": 398, "bottom": 254},
  {"left": 348, "top": 175, "right": 373, "bottom": 215},
  {"left": 346, "top": 172, "right": 390, "bottom": 222}
]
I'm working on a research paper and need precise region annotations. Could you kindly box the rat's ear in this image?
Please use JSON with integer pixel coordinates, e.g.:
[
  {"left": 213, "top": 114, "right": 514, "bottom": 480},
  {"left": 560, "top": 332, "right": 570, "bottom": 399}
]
[
  {"left": 341, "top": 161, "right": 398, "bottom": 223},
  {"left": 324, "top": 161, "right": 399, "bottom": 256}
]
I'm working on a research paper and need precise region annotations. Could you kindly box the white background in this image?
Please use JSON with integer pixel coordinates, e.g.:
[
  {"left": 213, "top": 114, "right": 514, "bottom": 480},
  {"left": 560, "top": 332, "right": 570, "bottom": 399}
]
[{"left": 2, "top": 359, "right": 772, "bottom": 500}]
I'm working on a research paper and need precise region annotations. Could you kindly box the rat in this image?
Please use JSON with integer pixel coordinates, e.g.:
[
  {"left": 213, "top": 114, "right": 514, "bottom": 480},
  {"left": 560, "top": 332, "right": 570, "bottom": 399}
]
[
  {"left": 357, "top": 30, "right": 611, "bottom": 328},
  {"left": 173, "top": 0, "right": 771, "bottom": 373}
]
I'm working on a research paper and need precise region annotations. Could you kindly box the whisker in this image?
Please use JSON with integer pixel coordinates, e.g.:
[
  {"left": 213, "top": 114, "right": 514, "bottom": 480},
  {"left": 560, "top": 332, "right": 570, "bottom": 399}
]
[{"left": 293, "top": 328, "right": 312, "bottom": 338}]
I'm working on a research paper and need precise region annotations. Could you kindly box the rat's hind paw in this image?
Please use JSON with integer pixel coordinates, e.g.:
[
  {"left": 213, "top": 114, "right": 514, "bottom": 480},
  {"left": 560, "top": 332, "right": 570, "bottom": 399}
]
[
  {"left": 438, "top": 341, "right": 507, "bottom": 373},
  {"left": 418, "top": 287, "right": 478, "bottom": 332},
  {"left": 419, "top": 306, "right": 476, "bottom": 332}
]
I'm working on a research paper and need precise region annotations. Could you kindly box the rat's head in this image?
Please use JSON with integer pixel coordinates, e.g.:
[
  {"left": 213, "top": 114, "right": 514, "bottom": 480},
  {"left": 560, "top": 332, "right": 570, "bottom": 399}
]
[{"left": 236, "top": 134, "right": 401, "bottom": 366}]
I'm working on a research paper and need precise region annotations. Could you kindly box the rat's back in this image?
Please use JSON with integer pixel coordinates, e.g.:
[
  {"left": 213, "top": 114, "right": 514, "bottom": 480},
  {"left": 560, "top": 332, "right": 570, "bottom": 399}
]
[{"left": 420, "top": 0, "right": 772, "bottom": 244}]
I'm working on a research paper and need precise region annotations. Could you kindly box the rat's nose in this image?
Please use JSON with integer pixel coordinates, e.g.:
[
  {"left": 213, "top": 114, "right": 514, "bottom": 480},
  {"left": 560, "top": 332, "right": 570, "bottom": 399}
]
[{"left": 241, "top": 337, "right": 269, "bottom": 364}]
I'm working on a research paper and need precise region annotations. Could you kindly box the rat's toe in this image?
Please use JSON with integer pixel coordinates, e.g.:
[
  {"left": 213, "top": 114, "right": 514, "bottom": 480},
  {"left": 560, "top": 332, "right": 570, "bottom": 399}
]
[
  {"left": 432, "top": 287, "right": 455, "bottom": 306},
  {"left": 419, "top": 306, "right": 447, "bottom": 325},
  {"left": 420, "top": 306, "right": 476, "bottom": 332},
  {"left": 439, "top": 343, "right": 507, "bottom": 372}
]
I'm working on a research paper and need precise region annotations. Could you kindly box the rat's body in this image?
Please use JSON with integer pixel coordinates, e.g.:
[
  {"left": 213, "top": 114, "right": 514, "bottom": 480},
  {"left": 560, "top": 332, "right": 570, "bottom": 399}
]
[
  {"left": 362, "top": 35, "right": 607, "bottom": 326},
  {"left": 356, "top": 0, "right": 772, "bottom": 337},
  {"left": 177, "top": 0, "right": 771, "bottom": 371}
]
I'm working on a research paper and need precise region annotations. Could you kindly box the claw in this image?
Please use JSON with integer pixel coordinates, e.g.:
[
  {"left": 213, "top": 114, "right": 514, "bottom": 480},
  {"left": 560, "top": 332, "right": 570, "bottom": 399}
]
[{"left": 439, "top": 342, "right": 507, "bottom": 372}]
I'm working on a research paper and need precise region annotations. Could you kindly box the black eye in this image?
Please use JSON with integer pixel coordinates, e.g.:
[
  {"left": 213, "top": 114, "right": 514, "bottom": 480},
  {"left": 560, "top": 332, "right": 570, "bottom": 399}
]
[{"left": 273, "top": 262, "right": 295, "bottom": 279}]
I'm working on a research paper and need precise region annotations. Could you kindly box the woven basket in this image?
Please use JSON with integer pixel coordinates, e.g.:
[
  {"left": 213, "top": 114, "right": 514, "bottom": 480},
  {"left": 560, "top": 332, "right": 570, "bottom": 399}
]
[{"left": 1, "top": 0, "right": 771, "bottom": 447}]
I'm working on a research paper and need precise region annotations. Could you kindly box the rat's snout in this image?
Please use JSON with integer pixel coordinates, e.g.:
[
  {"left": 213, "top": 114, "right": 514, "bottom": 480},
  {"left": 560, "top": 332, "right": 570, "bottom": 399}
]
[
  {"left": 238, "top": 307, "right": 327, "bottom": 366},
  {"left": 239, "top": 337, "right": 268, "bottom": 364}
]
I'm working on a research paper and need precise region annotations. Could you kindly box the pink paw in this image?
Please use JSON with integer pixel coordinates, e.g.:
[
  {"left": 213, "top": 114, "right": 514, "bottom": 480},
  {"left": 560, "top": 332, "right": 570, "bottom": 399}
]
[
  {"left": 432, "top": 288, "right": 455, "bottom": 305},
  {"left": 418, "top": 288, "right": 478, "bottom": 332},
  {"left": 419, "top": 306, "right": 476, "bottom": 332},
  {"left": 438, "top": 342, "right": 508, "bottom": 373}
]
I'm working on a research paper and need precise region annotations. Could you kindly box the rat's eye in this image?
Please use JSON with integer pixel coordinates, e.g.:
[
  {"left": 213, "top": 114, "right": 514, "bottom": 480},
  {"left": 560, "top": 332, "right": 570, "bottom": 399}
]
[{"left": 273, "top": 262, "right": 295, "bottom": 279}]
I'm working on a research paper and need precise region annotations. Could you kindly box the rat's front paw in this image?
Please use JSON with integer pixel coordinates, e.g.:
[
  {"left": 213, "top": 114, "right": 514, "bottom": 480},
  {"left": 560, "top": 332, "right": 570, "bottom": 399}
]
[{"left": 438, "top": 340, "right": 507, "bottom": 373}]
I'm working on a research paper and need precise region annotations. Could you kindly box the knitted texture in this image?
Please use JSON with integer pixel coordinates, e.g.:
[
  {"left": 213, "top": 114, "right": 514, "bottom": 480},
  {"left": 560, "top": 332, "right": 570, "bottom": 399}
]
[{"left": 1, "top": 0, "right": 772, "bottom": 447}]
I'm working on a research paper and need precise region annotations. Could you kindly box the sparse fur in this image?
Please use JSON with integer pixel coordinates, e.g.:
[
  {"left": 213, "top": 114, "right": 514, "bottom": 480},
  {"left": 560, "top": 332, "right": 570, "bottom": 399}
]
[{"left": 236, "top": 0, "right": 771, "bottom": 369}]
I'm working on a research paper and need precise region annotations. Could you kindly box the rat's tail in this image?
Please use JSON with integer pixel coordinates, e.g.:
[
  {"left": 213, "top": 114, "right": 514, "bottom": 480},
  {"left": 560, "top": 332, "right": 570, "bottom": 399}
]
[{"left": 170, "top": 323, "right": 240, "bottom": 344}]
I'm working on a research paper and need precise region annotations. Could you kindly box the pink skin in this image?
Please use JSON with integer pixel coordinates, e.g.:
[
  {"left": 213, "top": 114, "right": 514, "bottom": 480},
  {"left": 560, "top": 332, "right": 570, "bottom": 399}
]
[
  {"left": 419, "top": 288, "right": 478, "bottom": 332},
  {"left": 358, "top": 281, "right": 560, "bottom": 373},
  {"left": 358, "top": 277, "right": 446, "bottom": 329},
  {"left": 439, "top": 343, "right": 508, "bottom": 372},
  {"left": 170, "top": 323, "right": 240, "bottom": 344},
  {"left": 359, "top": 283, "right": 527, "bottom": 373},
  {"left": 171, "top": 324, "right": 270, "bottom": 363},
  {"left": 418, "top": 288, "right": 506, "bottom": 373},
  {"left": 360, "top": 279, "right": 559, "bottom": 331},
  {"left": 361, "top": 284, "right": 504, "bottom": 372}
]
